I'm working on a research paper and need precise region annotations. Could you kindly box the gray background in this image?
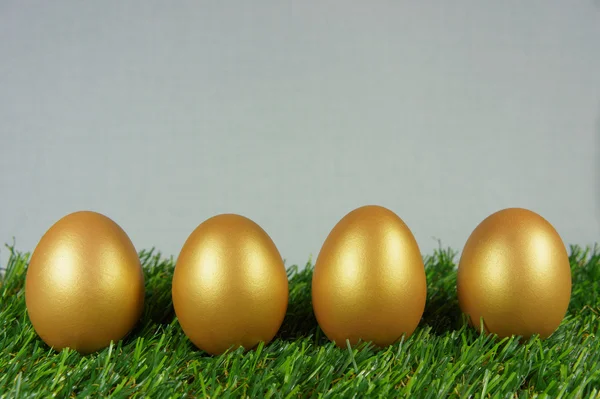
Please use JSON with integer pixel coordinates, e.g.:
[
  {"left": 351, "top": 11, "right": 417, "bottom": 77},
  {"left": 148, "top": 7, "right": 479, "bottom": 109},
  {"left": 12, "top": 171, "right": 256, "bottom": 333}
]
[{"left": 1, "top": 1, "right": 599, "bottom": 269}]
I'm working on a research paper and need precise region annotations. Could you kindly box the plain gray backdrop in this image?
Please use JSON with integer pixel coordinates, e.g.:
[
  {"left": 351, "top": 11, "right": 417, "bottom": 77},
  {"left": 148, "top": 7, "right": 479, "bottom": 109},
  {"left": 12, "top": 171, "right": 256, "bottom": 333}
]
[{"left": 1, "top": 1, "right": 599, "bottom": 269}]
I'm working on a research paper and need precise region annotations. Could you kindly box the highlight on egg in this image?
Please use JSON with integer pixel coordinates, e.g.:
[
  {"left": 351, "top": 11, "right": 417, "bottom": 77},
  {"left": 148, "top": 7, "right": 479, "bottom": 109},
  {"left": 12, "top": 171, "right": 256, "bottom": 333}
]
[
  {"left": 25, "top": 211, "right": 145, "bottom": 354},
  {"left": 171, "top": 213, "right": 289, "bottom": 356},
  {"left": 457, "top": 207, "right": 572, "bottom": 339},
  {"left": 311, "top": 205, "right": 427, "bottom": 348}
]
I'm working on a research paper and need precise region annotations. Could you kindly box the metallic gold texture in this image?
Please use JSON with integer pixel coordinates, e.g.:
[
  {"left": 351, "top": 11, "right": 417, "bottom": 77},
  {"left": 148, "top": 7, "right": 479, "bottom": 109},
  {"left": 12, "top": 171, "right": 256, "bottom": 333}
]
[
  {"left": 25, "top": 211, "right": 145, "bottom": 354},
  {"left": 457, "top": 208, "right": 572, "bottom": 339},
  {"left": 312, "top": 205, "right": 427, "bottom": 348},
  {"left": 172, "top": 214, "right": 289, "bottom": 356}
]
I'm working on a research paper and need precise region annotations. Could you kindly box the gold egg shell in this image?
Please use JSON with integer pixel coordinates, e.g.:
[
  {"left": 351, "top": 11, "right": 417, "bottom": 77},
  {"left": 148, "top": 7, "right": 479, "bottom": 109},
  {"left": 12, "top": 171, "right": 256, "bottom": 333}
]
[
  {"left": 172, "top": 214, "right": 289, "bottom": 356},
  {"left": 312, "top": 205, "right": 427, "bottom": 348},
  {"left": 457, "top": 208, "right": 572, "bottom": 339},
  {"left": 25, "top": 211, "right": 145, "bottom": 354}
]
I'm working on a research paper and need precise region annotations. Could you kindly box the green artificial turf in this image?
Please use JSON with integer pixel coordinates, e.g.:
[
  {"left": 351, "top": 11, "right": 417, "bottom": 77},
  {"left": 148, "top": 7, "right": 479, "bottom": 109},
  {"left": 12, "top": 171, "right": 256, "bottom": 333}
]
[{"left": 0, "top": 244, "right": 599, "bottom": 399}]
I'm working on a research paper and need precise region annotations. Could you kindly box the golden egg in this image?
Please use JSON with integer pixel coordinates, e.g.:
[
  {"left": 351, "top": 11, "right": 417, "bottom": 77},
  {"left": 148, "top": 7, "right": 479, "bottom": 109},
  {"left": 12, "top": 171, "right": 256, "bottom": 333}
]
[
  {"left": 172, "top": 214, "right": 289, "bottom": 355},
  {"left": 312, "top": 205, "right": 427, "bottom": 348},
  {"left": 25, "top": 211, "right": 145, "bottom": 354},
  {"left": 457, "top": 208, "right": 572, "bottom": 339}
]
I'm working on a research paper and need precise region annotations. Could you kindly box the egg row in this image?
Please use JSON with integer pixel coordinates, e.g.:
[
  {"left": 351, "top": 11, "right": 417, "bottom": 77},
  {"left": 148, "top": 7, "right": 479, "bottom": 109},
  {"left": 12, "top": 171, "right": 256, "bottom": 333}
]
[{"left": 24, "top": 206, "right": 572, "bottom": 355}]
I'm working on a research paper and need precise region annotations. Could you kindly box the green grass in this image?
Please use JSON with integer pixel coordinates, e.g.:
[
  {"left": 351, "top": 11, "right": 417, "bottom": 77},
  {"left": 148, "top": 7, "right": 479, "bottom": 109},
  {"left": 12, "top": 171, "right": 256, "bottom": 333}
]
[{"left": 1, "top": 244, "right": 599, "bottom": 399}]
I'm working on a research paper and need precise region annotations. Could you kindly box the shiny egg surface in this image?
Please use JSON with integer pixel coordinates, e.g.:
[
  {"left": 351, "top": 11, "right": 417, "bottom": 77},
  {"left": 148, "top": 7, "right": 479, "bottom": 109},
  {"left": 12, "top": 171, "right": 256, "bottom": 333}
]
[
  {"left": 25, "top": 211, "right": 145, "bottom": 354},
  {"left": 457, "top": 208, "right": 572, "bottom": 339},
  {"left": 172, "top": 214, "right": 289, "bottom": 355},
  {"left": 312, "top": 205, "right": 427, "bottom": 348}
]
